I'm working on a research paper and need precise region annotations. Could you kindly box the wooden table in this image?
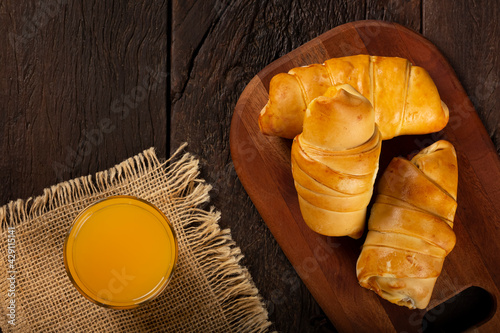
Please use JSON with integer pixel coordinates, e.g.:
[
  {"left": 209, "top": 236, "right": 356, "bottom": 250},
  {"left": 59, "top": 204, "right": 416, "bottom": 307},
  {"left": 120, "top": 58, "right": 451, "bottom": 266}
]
[{"left": 1, "top": 1, "right": 498, "bottom": 332}]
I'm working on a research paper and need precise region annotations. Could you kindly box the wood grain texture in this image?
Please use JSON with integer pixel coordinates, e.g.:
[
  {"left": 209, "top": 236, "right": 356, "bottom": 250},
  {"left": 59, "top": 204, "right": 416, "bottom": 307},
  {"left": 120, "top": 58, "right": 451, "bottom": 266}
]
[
  {"left": 423, "top": 0, "right": 500, "bottom": 155},
  {"left": 0, "top": 0, "right": 168, "bottom": 204},
  {"left": 0, "top": 0, "right": 498, "bottom": 332},
  {"left": 230, "top": 21, "right": 500, "bottom": 332}
]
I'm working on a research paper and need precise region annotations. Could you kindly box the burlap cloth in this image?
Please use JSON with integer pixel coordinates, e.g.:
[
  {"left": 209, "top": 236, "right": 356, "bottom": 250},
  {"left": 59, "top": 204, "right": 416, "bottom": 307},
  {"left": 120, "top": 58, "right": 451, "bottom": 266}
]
[{"left": 0, "top": 145, "right": 272, "bottom": 332}]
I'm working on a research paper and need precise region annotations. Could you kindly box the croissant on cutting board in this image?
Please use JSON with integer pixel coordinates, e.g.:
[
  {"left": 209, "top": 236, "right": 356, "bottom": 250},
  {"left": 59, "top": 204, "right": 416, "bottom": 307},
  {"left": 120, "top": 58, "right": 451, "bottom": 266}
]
[
  {"left": 291, "top": 84, "right": 382, "bottom": 239},
  {"left": 258, "top": 54, "right": 449, "bottom": 140},
  {"left": 356, "top": 140, "right": 458, "bottom": 309}
]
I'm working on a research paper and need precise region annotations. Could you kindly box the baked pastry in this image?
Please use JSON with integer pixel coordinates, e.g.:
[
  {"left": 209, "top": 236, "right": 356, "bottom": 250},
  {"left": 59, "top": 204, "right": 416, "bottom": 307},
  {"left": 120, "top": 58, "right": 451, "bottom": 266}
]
[
  {"left": 291, "top": 84, "right": 382, "bottom": 239},
  {"left": 258, "top": 54, "right": 449, "bottom": 140},
  {"left": 356, "top": 140, "right": 458, "bottom": 309}
]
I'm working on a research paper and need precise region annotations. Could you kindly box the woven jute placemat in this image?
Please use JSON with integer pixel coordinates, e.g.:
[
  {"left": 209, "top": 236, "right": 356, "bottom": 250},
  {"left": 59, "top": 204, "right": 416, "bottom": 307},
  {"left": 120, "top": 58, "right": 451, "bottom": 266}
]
[{"left": 0, "top": 145, "right": 272, "bottom": 332}]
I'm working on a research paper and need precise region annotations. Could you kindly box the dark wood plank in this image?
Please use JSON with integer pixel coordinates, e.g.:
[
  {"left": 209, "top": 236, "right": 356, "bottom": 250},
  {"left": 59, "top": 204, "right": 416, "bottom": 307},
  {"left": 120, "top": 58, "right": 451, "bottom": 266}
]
[
  {"left": 230, "top": 21, "right": 500, "bottom": 332},
  {"left": 423, "top": 0, "right": 500, "bottom": 154},
  {"left": 0, "top": 1, "right": 168, "bottom": 205}
]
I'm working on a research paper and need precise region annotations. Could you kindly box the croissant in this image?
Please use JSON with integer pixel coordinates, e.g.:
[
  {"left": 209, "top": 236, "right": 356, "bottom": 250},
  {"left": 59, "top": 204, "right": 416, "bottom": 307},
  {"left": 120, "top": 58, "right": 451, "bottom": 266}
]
[
  {"left": 291, "top": 84, "right": 382, "bottom": 239},
  {"left": 356, "top": 140, "right": 458, "bottom": 309},
  {"left": 258, "top": 54, "right": 449, "bottom": 140}
]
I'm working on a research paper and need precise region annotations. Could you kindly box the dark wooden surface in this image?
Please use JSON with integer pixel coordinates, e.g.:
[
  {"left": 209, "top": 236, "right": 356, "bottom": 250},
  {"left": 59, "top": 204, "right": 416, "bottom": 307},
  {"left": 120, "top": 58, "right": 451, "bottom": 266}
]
[{"left": 1, "top": 1, "right": 499, "bottom": 332}]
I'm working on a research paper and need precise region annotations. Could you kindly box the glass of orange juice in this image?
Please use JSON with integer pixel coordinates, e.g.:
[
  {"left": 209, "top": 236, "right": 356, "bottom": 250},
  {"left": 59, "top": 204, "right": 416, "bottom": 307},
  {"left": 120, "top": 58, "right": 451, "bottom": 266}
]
[{"left": 64, "top": 195, "right": 178, "bottom": 309}]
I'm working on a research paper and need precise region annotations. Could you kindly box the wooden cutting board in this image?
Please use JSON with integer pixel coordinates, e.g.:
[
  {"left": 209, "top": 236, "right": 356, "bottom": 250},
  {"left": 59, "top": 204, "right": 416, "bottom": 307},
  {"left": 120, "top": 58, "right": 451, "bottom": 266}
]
[{"left": 230, "top": 20, "right": 500, "bottom": 332}]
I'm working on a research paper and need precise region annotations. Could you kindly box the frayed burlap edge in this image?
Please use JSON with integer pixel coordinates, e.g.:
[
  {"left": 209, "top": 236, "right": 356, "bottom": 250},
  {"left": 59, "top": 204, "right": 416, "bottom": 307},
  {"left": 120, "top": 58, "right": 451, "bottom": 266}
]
[{"left": 0, "top": 144, "right": 272, "bottom": 333}]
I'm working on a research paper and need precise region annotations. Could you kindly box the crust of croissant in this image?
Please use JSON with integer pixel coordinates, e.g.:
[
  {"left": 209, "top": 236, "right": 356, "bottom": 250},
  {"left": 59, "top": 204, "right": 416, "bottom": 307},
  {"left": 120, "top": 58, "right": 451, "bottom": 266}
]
[
  {"left": 411, "top": 140, "right": 458, "bottom": 200},
  {"left": 375, "top": 194, "right": 454, "bottom": 228},
  {"left": 357, "top": 243, "right": 445, "bottom": 280},
  {"left": 291, "top": 156, "right": 354, "bottom": 196},
  {"left": 360, "top": 276, "right": 437, "bottom": 310},
  {"left": 356, "top": 140, "right": 458, "bottom": 309},
  {"left": 377, "top": 157, "right": 457, "bottom": 222},
  {"left": 297, "top": 195, "right": 367, "bottom": 238},
  {"left": 297, "top": 129, "right": 382, "bottom": 175},
  {"left": 259, "top": 55, "right": 449, "bottom": 140},
  {"left": 371, "top": 56, "right": 409, "bottom": 139},
  {"left": 291, "top": 85, "right": 381, "bottom": 238},
  {"left": 369, "top": 202, "right": 456, "bottom": 254},
  {"left": 363, "top": 231, "right": 447, "bottom": 258},
  {"left": 258, "top": 73, "right": 306, "bottom": 138},
  {"left": 295, "top": 181, "right": 374, "bottom": 212},
  {"left": 289, "top": 64, "right": 332, "bottom": 104},
  {"left": 324, "top": 55, "right": 371, "bottom": 98},
  {"left": 292, "top": 132, "right": 380, "bottom": 195},
  {"left": 399, "top": 67, "right": 450, "bottom": 136},
  {"left": 301, "top": 85, "right": 375, "bottom": 150}
]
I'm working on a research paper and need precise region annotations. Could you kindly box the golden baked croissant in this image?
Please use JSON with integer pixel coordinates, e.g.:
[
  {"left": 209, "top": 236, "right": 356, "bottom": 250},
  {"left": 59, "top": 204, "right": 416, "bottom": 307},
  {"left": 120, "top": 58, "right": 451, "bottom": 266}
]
[
  {"left": 258, "top": 54, "right": 449, "bottom": 140},
  {"left": 356, "top": 140, "right": 458, "bottom": 309},
  {"left": 291, "top": 84, "right": 382, "bottom": 239}
]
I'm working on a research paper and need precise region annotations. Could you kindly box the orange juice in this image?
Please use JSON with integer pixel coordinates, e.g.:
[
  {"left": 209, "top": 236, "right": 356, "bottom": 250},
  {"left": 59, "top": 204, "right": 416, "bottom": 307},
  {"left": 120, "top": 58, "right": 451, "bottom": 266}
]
[{"left": 64, "top": 196, "right": 177, "bottom": 309}]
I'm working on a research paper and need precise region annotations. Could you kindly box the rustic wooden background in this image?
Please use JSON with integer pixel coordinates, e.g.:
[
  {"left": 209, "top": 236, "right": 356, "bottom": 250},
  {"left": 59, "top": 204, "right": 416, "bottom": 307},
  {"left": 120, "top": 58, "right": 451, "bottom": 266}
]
[{"left": 0, "top": 1, "right": 498, "bottom": 332}]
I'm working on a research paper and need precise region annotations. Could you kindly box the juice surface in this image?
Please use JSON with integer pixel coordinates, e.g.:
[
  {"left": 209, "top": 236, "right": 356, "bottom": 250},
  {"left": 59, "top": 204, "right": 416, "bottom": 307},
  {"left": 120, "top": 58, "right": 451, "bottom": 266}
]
[{"left": 64, "top": 196, "right": 177, "bottom": 308}]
